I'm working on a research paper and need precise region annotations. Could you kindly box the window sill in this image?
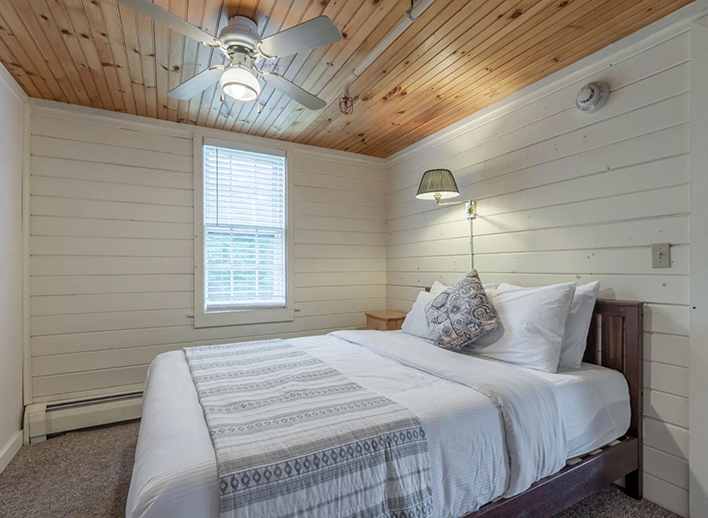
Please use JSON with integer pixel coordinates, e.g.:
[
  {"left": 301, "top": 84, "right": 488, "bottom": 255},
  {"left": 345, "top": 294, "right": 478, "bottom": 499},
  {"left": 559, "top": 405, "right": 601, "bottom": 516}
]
[{"left": 193, "top": 308, "right": 295, "bottom": 329}]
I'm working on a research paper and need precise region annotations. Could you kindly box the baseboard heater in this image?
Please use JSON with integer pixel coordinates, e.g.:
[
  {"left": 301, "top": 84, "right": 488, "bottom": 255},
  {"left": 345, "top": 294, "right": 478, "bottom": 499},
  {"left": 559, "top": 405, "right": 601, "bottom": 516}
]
[{"left": 23, "top": 392, "right": 143, "bottom": 445}]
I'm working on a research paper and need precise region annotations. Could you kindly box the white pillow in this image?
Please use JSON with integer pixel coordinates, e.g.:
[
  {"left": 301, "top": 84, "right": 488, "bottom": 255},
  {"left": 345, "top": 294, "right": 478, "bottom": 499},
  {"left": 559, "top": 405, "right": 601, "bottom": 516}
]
[
  {"left": 466, "top": 283, "right": 577, "bottom": 373},
  {"left": 498, "top": 281, "right": 601, "bottom": 369},
  {"left": 432, "top": 281, "right": 497, "bottom": 291},
  {"left": 401, "top": 284, "right": 447, "bottom": 339},
  {"left": 431, "top": 281, "right": 447, "bottom": 293}
]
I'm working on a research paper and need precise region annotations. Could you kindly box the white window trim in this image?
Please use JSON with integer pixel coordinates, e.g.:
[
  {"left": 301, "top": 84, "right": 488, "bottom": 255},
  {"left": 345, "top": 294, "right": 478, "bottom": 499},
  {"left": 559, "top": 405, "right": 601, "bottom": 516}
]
[{"left": 193, "top": 131, "right": 295, "bottom": 328}]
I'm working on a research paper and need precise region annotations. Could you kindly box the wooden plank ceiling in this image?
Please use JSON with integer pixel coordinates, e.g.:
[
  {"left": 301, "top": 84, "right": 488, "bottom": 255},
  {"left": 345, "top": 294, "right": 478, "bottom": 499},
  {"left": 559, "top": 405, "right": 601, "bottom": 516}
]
[{"left": 0, "top": 0, "right": 693, "bottom": 158}]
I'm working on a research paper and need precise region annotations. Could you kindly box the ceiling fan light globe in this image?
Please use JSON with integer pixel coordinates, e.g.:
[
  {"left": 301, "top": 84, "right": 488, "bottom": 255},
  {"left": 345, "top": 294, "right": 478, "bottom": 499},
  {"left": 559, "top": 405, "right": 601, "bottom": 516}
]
[
  {"left": 220, "top": 66, "right": 261, "bottom": 102},
  {"left": 223, "top": 83, "right": 257, "bottom": 102}
]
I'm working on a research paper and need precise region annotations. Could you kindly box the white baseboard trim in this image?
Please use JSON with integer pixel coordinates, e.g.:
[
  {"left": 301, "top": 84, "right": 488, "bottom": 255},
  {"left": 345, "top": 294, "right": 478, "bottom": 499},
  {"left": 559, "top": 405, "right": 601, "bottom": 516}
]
[
  {"left": 0, "top": 430, "right": 23, "bottom": 474},
  {"left": 24, "top": 393, "right": 143, "bottom": 444}
]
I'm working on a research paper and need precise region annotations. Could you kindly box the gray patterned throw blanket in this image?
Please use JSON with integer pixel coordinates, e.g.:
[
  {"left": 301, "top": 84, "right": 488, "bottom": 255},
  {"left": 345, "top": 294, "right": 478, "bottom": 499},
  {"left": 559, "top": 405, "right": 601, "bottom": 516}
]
[{"left": 184, "top": 339, "right": 433, "bottom": 518}]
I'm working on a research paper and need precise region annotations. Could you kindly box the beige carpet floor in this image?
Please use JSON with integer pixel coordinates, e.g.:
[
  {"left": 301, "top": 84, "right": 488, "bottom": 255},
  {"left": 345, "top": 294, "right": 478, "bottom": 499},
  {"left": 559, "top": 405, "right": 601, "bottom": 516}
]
[{"left": 0, "top": 421, "right": 679, "bottom": 518}]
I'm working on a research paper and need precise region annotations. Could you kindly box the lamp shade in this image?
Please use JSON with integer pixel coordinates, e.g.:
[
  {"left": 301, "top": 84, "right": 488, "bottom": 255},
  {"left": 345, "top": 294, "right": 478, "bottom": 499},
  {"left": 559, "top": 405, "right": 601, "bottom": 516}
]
[
  {"left": 416, "top": 169, "right": 460, "bottom": 200},
  {"left": 220, "top": 65, "right": 261, "bottom": 102}
]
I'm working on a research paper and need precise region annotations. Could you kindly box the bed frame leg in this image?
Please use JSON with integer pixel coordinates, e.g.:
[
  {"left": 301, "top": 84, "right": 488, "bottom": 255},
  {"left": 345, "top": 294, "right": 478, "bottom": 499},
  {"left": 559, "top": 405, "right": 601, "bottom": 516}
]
[{"left": 625, "top": 469, "right": 643, "bottom": 500}]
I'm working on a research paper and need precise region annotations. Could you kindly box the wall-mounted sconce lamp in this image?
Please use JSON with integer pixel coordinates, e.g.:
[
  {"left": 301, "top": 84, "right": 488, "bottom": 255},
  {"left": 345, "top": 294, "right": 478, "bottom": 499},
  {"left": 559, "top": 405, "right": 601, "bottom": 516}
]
[{"left": 415, "top": 169, "right": 475, "bottom": 219}]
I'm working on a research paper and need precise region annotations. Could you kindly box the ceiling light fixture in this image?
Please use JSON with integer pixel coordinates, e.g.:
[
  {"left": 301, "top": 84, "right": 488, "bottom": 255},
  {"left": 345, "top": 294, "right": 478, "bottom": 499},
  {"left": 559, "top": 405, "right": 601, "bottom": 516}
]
[
  {"left": 220, "top": 65, "right": 261, "bottom": 102},
  {"left": 116, "top": 1, "right": 341, "bottom": 110}
]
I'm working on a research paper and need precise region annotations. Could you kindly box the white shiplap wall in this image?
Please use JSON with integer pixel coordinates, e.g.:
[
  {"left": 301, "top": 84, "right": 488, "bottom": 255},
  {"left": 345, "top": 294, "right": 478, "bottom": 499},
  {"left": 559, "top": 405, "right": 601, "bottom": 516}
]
[
  {"left": 385, "top": 31, "right": 691, "bottom": 516},
  {"left": 28, "top": 103, "right": 386, "bottom": 405},
  {"left": 0, "top": 66, "right": 26, "bottom": 473}
]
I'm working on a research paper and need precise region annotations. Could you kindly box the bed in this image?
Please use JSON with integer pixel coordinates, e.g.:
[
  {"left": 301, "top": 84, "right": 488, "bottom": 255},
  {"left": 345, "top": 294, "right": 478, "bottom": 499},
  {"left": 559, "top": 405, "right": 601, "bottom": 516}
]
[{"left": 126, "top": 300, "right": 642, "bottom": 518}]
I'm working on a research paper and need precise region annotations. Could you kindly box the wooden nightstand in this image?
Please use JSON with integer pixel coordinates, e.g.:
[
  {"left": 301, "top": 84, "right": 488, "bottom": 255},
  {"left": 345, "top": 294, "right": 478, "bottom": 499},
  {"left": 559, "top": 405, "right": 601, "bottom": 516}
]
[{"left": 365, "top": 311, "right": 407, "bottom": 331}]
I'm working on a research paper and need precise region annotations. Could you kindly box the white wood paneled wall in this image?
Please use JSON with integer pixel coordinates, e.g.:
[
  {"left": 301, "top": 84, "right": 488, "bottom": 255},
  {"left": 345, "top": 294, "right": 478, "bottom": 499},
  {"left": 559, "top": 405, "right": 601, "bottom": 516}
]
[
  {"left": 28, "top": 104, "right": 386, "bottom": 405},
  {"left": 690, "top": 16, "right": 708, "bottom": 518},
  {"left": 0, "top": 65, "right": 26, "bottom": 474},
  {"left": 385, "top": 32, "right": 691, "bottom": 516}
]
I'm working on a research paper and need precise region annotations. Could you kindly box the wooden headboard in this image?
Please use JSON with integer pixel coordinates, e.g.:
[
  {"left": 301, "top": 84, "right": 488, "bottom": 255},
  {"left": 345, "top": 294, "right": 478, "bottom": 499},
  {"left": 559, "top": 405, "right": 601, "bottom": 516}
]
[{"left": 583, "top": 299, "right": 644, "bottom": 495}]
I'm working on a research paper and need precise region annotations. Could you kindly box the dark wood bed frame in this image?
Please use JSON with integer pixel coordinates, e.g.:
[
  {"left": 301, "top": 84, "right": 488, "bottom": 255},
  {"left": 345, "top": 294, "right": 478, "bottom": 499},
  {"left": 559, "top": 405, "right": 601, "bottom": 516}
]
[{"left": 464, "top": 299, "right": 644, "bottom": 518}]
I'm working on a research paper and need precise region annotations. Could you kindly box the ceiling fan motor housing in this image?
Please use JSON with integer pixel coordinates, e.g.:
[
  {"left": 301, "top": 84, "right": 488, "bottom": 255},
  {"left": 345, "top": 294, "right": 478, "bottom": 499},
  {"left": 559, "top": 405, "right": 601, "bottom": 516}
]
[{"left": 219, "top": 16, "right": 259, "bottom": 51}]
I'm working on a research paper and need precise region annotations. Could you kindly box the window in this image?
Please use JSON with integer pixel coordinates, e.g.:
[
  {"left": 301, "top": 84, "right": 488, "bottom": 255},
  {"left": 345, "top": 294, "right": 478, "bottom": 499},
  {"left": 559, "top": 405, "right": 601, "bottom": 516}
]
[{"left": 194, "top": 136, "right": 293, "bottom": 328}]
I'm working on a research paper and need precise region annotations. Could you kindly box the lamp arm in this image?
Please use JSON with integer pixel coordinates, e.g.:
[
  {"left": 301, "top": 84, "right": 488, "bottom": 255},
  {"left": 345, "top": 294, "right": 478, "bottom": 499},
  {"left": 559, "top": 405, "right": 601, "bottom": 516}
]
[
  {"left": 434, "top": 197, "right": 476, "bottom": 219},
  {"left": 435, "top": 199, "right": 465, "bottom": 207}
]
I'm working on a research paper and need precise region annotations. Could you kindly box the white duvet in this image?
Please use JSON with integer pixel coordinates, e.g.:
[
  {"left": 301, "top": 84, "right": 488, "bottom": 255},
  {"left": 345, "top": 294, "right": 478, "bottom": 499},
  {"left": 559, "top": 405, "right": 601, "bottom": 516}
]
[
  {"left": 127, "top": 330, "right": 628, "bottom": 518},
  {"left": 330, "top": 330, "right": 567, "bottom": 496}
]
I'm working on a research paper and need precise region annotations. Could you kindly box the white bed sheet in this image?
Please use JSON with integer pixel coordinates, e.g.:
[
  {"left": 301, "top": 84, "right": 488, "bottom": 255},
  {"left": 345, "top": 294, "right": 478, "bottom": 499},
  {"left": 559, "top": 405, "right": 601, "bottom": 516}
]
[
  {"left": 529, "top": 362, "right": 630, "bottom": 458},
  {"left": 126, "top": 332, "right": 629, "bottom": 518}
]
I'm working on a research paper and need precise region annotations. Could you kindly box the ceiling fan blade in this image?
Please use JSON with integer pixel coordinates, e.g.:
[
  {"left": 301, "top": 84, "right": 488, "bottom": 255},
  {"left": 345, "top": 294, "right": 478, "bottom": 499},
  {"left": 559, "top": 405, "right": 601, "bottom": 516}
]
[
  {"left": 168, "top": 65, "right": 225, "bottom": 100},
  {"left": 257, "top": 16, "right": 342, "bottom": 58},
  {"left": 262, "top": 72, "right": 326, "bottom": 110},
  {"left": 117, "top": 0, "right": 222, "bottom": 48}
]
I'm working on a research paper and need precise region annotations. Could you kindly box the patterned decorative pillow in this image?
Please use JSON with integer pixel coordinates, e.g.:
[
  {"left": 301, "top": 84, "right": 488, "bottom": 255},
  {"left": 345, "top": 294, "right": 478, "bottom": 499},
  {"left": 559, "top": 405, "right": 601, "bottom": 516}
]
[{"left": 425, "top": 270, "right": 499, "bottom": 350}]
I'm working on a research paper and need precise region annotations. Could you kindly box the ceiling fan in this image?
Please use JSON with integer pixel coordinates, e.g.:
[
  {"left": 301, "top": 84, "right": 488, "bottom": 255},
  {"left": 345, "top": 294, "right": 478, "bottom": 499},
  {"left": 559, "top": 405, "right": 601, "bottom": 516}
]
[{"left": 116, "top": 0, "right": 343, "bottom": 110}]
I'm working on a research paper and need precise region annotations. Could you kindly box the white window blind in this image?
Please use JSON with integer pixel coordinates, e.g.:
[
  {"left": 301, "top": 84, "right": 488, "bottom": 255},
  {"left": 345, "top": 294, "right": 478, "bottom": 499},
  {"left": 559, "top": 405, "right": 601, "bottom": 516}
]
[{"left": 203, "top": 144, "right": 287, "bottom": 311}]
